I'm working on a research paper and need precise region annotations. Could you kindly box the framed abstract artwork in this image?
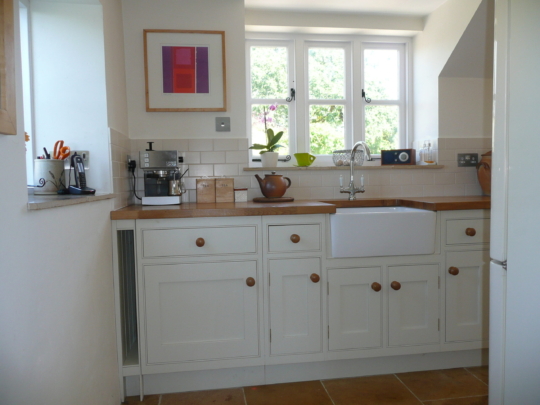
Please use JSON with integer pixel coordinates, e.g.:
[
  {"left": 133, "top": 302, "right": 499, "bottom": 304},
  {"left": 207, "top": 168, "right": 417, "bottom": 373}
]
[
  {"left": 0, "top": 0, "right": 16, "bottom": 134},
  {"left": 143, "top": 29, "right": 227, "bottom": 112}
]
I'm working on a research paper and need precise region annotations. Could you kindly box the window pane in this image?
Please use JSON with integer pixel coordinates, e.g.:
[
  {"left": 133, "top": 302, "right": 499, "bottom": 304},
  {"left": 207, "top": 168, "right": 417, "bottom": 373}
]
[
  {"left": 251, "top": 104, "right": 290, "bottom": 156},
  {"left": 308, "top": 48, "right": 345, "bottom": 100},
  {"left": 309, "top": 105, "right": 345, "bottom": 155},
  {"left": 250, "top": 47, "right": 288, "bottom": 99},
  {"left": 365, "top": 105, "right": 399, "bottom": 154},
  {"left": 364, "top": 49, "right": 399, "bottom": 100}
]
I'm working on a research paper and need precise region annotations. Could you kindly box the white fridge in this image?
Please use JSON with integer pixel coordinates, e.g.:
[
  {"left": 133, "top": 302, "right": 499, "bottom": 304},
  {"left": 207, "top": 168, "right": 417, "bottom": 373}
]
[{"left": 489, "top": 0, "right": 540, "bottom": 403}]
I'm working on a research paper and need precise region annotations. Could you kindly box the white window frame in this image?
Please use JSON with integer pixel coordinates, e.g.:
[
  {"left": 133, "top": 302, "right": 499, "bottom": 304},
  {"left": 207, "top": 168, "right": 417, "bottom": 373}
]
[
  {"left": 246, "top": 33, "right": 412, "bottom": 167},
  {"left": 245, "top": 39, "right": 297, "bottom": 160}
]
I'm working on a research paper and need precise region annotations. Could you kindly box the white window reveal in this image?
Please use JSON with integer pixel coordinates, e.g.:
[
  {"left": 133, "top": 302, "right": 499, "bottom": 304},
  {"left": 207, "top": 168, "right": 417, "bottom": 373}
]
[{"left": 246, "top": 35, "right": 410, "bottom": 166}]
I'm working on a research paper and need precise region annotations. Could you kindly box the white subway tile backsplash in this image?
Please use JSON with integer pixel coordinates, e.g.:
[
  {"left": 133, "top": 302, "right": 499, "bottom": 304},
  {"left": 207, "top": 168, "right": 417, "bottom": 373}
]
[
  {"left": 434, "top": 172, "right": 456, "bottom": 185},
  {"left": 226, "top": 150, "right": 248, "bottom": 164},
  {"left": 213, "top": 139, "right": 239, "bottom": 151},
  {"left": 189, "top": 139, "right": 213, "bottom": 152},
  {"left": 183, "top": 152, "right": 201, "bottom": 164},
  {"left": 310, "top": 187, "right": 334, "bottom": 199},
  {"left": 238, "top": 138, "right": 249, "bottom": 151},
  {"left": 189, "top": 164, "right": 214, "bottom": 177},
  {"left": 214, "top": 164, "right": 239, "bottom": 176},
  {"left": 444, "top": 184, "right": 467, "bottom": 196},
  {"left": 201, "top": 151, "right": 226, "bottom": 164},
  {"left": 423, "top": 184, "right": 445, "bottom": 197},
  {"left": 162, "top": 139, "right": 189, "bottom": 152},
  {"left": 299, "top": 175, "right": 322, "bottom": 187}
]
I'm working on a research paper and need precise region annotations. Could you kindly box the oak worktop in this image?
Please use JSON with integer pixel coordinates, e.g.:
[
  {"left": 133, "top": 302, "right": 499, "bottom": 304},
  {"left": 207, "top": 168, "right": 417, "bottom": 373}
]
[{"left": 110, "top": 196, "right": 490, "bottom": 220}]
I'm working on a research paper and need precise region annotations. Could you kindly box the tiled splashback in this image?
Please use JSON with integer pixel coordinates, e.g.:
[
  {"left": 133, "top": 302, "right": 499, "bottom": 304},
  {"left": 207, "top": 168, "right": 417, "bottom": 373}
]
[{"left": 113, "top": 137, "right": 491, "bottom": 207}]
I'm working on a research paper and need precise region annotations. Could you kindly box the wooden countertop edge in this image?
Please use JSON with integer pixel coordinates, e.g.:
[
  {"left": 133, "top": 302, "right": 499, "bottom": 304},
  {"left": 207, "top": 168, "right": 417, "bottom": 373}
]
[{"left": 111, "top": 197, "right": 490, "bottom": 220}]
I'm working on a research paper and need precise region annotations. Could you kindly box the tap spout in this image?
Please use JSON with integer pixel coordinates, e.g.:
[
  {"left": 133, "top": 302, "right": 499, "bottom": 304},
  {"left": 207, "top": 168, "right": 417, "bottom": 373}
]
[{"left": 340, "top": 141, "right": 371, "bottom": 200}]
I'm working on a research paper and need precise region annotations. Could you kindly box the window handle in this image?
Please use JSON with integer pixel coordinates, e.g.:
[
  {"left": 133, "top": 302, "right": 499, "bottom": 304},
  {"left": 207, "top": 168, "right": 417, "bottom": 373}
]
[
  {"left": 362, "top": 89, "right": 372, "bottom": 103},
  {"left": 286, "top": 88, "right": 296, "bottom": 102}
]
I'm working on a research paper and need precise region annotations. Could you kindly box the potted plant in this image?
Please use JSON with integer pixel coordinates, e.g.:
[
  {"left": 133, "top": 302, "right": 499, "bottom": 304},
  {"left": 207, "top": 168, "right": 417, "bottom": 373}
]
[{"left": 249, "top": 105, "right": 284, "bottom": 167}]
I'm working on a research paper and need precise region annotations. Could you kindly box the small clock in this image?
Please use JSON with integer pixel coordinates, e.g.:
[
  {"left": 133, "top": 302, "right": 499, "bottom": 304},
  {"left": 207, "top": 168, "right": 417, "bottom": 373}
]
[{"left": 381, "top": 149, "right": 417, "bottom": 165}]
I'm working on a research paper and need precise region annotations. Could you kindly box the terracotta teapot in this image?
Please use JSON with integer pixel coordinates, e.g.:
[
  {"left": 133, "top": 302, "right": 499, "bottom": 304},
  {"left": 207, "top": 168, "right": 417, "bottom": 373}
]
[
  {"left": 255, "top": 171, "right": 291, "bottom": 198},
  {"left": 476, "top": 151, "right": 491, "bottom": 196}
]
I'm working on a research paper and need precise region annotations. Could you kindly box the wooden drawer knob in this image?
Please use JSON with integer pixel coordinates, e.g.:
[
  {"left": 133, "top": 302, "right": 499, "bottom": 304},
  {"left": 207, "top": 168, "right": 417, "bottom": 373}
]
[
  {"left": 310, "top": 273, "right": 320, "bottom": 283},
  {"left": 390, "top": 281, "right": 401, "bottom": 291},
  {"left": 465, "top": 228, "right": 476, "bottom": 237},
  {"left": 246, "top": 277, "right": 256, "bottom": 287},
  {"left": 449, "top": 266, "right": 460, "bottom": 276},
  {"left": 196, "top": 237, "right": 205, "bottom": 247},
  {"left": 290, "top": 234, "right": 300, "bottom": 243},
  {"left": 371, "top": 282, "right": 382, "bottom": 292}
]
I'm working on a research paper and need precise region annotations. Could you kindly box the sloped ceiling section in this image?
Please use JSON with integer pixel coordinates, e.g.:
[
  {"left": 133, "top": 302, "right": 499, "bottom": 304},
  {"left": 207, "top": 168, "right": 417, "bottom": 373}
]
[{"left": 440, "top": 0, "right": 494, "bottom": 78}]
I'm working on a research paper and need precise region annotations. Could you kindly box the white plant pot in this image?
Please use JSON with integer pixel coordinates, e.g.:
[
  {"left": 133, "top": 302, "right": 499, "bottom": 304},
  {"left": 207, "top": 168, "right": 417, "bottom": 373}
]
[{"left": 260, "top": 152, "right": 278, "bottom": 167}]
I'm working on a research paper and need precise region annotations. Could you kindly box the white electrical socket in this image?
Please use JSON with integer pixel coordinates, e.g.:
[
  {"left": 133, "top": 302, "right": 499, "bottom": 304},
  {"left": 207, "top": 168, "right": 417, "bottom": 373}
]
[{"left": 68, "top": 150, "right": 90, "bottom": 170}]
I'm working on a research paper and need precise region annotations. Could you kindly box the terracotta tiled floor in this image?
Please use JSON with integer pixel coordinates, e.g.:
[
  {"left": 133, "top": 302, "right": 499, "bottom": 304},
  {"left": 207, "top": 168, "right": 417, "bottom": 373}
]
[{"left": 124, "top": 366, "right": 488, "bottom": 405}]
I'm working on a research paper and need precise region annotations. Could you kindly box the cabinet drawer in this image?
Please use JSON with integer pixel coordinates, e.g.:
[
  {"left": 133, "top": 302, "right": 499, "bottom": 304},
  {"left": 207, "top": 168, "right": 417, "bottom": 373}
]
[
  {"left": 446, "top": 218, "right": 490, "bottom": 245},
  {"left": 268, "top": 224, "right": 321, "bottom": 253},
  {"left": 142, "top": 225, "right": 257, "bottom": 258}
]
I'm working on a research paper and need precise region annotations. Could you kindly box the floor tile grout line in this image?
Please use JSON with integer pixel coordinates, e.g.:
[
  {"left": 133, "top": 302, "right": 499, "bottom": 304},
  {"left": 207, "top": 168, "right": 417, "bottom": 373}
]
[
  {"left": 242, "top": 387, "right": 248, "bottom": 405},
  {"left": 423, "top": 394, "right": 489, "bottom": 401},
  {"left": 393, "top": 373, "right": 424, "bottom": 404},
  {"left": 319, "top": 379, "right": 337, "bottom": 405},
  {"left": 464, "top": 367, "right": 489, "bottom": 387}
]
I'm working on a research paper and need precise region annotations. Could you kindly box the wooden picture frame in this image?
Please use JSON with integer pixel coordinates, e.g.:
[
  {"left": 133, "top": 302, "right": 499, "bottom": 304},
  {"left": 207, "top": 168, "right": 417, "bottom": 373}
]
[
  {"left": 143, "top": 29, "right": 226, "bottom": 112},
  {"left": 0, "top": 0, "right": 16, "bottom": 134}
]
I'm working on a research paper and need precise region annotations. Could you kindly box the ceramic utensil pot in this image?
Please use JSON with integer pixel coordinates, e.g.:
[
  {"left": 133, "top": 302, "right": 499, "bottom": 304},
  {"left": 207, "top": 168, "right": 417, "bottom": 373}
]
[
  {"left": 476, "top": 151, "right": 491, "bottom": 195},
  {"left": 254, "top": 171, "right": 291, "bottom": 198}
]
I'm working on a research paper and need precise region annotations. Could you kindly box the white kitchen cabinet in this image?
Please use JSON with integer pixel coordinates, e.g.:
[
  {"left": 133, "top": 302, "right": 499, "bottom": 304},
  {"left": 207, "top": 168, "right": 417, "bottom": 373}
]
[
  {"left": 445, "top": 250, "right": 490, "bottom": 343},
  {"left": 328, "top": 267, "right": 382, "bottom": 351},
  {"left": 143, "top": 260, "right": 260, "bottom": 364},
  {"left": 268, "top": 257, "right": 322, "bottom": 355},
  {"left": 388, "top": 264, "right": 440, "bottom": 347}
]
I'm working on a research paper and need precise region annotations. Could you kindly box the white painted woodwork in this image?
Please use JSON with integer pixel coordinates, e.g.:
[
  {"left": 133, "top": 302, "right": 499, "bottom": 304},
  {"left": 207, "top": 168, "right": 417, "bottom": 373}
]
[
  {"left": 141, "top": 225, "right": 257, "bottom": 258},
  {"left": 268, "top": 224, "right": 321, "bottom": 253},
  {"left": 445, "top": 218, "right": 490, "bottom": 246},
  {"left": 388, "top": 264, "right": 440, "bottom": 346},
  {"left": 269, "top": 257, "right": 322, "bottom": 355},
  {"left": 143, "top": 260, "right": 259, "bottom": 364},
  {"left": 445, "top": 250, "right": 490, "bottom": 342},
  {"left": 328, "top": 267, "right": 382, "bottom": 351}
]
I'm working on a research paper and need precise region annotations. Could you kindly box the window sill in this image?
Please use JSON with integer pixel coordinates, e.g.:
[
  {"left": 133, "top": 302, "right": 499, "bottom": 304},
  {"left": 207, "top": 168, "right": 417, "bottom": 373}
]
[
  {"left": 27, "top": 188, "right": 115, "bottom": 211},
  {"left": 242, "top": 165, "right": 444, "bottom": 171}
]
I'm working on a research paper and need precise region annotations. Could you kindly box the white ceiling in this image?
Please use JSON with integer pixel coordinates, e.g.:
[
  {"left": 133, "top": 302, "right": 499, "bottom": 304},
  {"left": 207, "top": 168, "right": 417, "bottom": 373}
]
[{"left": 245, "top": 0, "right": 449, "bottom": 16}]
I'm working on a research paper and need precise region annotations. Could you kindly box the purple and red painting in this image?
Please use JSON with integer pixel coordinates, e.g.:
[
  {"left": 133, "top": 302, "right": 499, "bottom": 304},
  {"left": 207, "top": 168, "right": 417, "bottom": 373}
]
[{"left": 162, "top": 46, "right": 209, "bottom": 94}]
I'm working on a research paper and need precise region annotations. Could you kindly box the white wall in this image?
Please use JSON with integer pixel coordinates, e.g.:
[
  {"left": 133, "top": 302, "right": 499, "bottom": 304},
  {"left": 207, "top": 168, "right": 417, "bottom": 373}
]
[
  {"left": 122, "top": 0, "right": 246, "bottom": 140},
  {"left": 439, "top": 78, "right": 492, "bottom": 138},
  {"left": 0, "top": 1, "right": 127, "bottom": 404},
  {"left": 413, "top": 0, "right": 482, "bottom": 141},
  {"left": 31, "top": 1, "right": 110, "bottom": 192}
]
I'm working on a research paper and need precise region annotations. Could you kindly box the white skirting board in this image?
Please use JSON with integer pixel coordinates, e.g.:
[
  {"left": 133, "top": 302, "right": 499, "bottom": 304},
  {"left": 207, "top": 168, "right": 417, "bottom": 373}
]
[{"left": 125, "top": 349, "right": 488, "bottom": 396}]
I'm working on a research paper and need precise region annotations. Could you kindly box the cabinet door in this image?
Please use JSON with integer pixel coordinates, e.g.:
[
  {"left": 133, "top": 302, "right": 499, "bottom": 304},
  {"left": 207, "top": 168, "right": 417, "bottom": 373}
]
[
  {"left": 269, "top": 257, "right": 322, "bottom": 355},
  {"left": 143, "top": 261, "right": 259, "bottom": 364},
  {"left": 328, "top": 267, "right": 382, "bottom": 351},
  {"left": 445, "top": 250, "right": 490, "bottom": 342},
  {"left": 388, "top": 264, "right": 439, "bottom": 346}
]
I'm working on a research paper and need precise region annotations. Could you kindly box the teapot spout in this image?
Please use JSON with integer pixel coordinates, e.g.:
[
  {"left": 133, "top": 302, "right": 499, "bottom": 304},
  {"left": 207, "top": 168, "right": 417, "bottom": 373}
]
[{"left": 254, "top": 174, "right": 264, "bottom": 188}]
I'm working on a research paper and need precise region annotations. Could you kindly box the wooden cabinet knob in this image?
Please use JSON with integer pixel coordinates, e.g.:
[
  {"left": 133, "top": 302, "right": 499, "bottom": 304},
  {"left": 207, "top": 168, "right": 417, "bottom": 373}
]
[
  {"left": 390, "top": 281, "right": 401, "bottom": 291},
  {"left": 246, "top": 277, "right": 256, "bottom": 287},
  {"left": 465, "top": 228, "right": 476, "bottom": 237},
  {"left": 449, "top": 266, "right": 460, "bottom": 276},
  {"left": 310, "top": 273, "right": 320, "bottom": 283},
  {"left": 371, "top": 282, "right": 382, "bottom": 292},
  {"left": 290, "top": 234, "right": 300, "bottom": 243},
  {"left": 196, "top": 237, "right": 205, "bottom": 247}
]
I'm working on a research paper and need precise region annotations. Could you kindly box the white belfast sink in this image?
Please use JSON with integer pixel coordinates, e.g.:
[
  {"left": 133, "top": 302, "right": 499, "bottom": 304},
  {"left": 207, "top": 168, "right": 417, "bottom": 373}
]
[{"left": 330, "top": 206, "right": 436, "bottom": 258}]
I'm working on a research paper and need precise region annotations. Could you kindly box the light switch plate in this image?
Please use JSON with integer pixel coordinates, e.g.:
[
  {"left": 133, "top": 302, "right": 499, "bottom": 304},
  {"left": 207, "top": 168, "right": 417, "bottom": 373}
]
[
  {"left": 216, "top": 117, "right": 230, "bottom": 132},
  {"left": 457, "top": 153, "right": 479, "bottom": 167}
]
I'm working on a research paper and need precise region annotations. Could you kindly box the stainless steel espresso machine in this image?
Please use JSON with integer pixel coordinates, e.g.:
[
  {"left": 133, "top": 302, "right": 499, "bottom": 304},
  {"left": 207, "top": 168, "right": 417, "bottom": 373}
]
[{"left": 140, "top": 143, "right": 184, "bottom": 205}]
